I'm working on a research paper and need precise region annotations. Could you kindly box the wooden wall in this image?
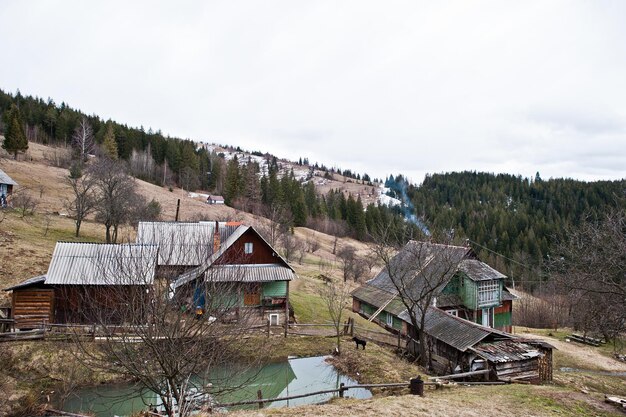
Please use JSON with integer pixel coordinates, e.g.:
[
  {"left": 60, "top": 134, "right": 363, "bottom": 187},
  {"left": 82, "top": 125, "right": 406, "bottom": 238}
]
[
  {"left": 215, "top": 229, "right": 284, "bottom": 265},
  {"left": 12, "top": 289, "right": 54, "bottom": 329}
]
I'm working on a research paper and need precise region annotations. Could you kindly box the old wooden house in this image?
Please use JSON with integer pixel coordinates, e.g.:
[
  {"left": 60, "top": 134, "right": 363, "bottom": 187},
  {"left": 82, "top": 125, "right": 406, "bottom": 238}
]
[
  {"left": 173, "top": 225, "right": 296, "bottom": 326},
  {"left": 352, "top": 240, "right": 552, "bottom": 383},
  {"left": 4, "top": 242, "right": 158, "bottom": 329},
  {"left": 0, "top": 167, "right": 17, "bottom": 205}
]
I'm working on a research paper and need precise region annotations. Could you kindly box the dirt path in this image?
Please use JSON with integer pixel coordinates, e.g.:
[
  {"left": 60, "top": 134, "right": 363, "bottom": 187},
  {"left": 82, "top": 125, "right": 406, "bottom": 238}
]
[{"left": 518, "top": 331, "right": 626, "bottom": 372}]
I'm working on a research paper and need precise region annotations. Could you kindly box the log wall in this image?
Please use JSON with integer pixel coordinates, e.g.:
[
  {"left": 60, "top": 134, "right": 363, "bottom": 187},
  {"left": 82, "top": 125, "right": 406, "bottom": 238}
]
[{"left": 12, "top": 289, "right": 54, "bottom": 329}]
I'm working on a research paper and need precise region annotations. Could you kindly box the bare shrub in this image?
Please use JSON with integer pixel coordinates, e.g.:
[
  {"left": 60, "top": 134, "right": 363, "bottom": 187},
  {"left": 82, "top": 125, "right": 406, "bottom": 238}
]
[{"left": 12, "top": 188, "right": 38, "bottom": 218}]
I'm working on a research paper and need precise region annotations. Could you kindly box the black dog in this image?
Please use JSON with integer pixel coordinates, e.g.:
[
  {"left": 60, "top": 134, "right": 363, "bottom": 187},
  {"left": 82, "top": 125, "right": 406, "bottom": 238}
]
[{"left": 352, "top": 336, "right": 367, "bottom": 350}]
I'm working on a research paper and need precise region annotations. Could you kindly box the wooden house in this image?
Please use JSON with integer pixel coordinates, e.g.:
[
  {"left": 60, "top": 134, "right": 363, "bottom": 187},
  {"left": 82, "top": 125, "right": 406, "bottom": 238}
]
[
  {"left": 352, "top": 240, "right": 552, "bottom": 383},
  {"left": 173, "top": 225, "right": 296, "bottom": 326},
  {"left": 0, "top": 168, "right": 17, "bottom": 206},
  {"left": 206, "top": 195, "right": 225, "bottom": 205},
  {"left": 4, "top": 242, "right": 158, "bottom": 329}
]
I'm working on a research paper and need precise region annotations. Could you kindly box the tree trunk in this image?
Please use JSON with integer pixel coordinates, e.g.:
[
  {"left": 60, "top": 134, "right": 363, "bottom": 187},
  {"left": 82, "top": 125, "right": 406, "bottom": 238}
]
[{"left": 75, "top": 220, "right": 81, "bottom": 237}]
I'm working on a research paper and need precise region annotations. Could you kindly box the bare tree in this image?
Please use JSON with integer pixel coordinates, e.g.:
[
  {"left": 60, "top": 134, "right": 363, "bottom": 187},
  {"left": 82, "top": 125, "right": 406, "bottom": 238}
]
[
  {"left": 65, "top": 166, "right": 97, "bottom": 237},
  {"left": 279, "top": 231, "right": 301, "bottom": 263},
  {"left": 68, "top": 238, "right": 265, "bottom": 416},
  {"left": 548, "top": 210, "right": 626, "bottom": 344},
  {"left": 257, "top": 204, "right": 292, "bottom": 247},
  {"left": 71, "top": 116, "right": 94, "bottom": 162},
  {"left": 180, "top": 166, "right": 200, "bottom": 193},
  {"left": 337, "top": 245, "right": 366, "bottom": 282},
  {"left": 320, "top": 279, "right": 352, "bottom": 354},
  {"left": 370, "top": 231, "right": 466, "bottom": 367},
  {"left": 89, "top": 158, "right": 142, "bottom": 243}
]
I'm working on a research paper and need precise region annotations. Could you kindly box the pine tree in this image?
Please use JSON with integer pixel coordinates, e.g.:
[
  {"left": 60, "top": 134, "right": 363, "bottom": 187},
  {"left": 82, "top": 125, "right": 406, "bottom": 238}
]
[
  {"left": 2, "top": 104, "right": 28, "bottom": 159},
  {"left": 101, "top": 123, "right": 118, "bottom": 159}
]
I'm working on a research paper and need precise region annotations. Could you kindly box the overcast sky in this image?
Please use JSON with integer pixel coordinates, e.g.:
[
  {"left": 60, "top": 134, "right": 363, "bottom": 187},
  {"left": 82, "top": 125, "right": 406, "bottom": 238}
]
[{"left": 1, "top": 1, "right": 625, "bottom": 184}]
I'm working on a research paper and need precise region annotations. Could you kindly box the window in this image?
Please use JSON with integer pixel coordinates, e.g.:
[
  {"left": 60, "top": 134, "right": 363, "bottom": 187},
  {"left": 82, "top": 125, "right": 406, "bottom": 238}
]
[
  {"left": 446, "top": 309, "right": 458, "bottom": 317},
  {"left": 386, "top": 312, "right": 393, "bottom": 326},
  {"left": 244, "top": 242, "right": 253, "bottom": 254},
  {"left": 269, "top": 313, "right": 280, "bottom": 326},
  {"left": 477, "top": 280, "right": 499, "bottom": 307}
]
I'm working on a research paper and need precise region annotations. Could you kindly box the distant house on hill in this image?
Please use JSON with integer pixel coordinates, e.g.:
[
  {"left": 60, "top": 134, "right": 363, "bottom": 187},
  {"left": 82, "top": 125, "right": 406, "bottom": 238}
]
[
  {"left": 4, "top": 242, "right": 158, "bottom": 329},
  {"left": 0, "top": 168, "right": 17, "bottom": 206},
  {"left": 352, "top": 241, "right": 553, "bottom": 383},
  {"left": 206, "top": 195, "right": 225, "bottom": 205}
]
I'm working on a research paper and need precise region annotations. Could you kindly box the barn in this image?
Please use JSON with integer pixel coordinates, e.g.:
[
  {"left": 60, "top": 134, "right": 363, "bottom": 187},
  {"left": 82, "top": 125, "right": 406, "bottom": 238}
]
[{"left": 4, "top": 242, "right": 158, "bottom": 329}]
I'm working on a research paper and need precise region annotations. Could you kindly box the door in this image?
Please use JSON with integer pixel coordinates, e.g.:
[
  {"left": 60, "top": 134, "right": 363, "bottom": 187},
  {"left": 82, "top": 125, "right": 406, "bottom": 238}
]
[
  {"left": 482, "top": 308, "right": 491, "bottom": 328},
  {"left": 243, "top": 283, "right": 261, "bottom": 306}
]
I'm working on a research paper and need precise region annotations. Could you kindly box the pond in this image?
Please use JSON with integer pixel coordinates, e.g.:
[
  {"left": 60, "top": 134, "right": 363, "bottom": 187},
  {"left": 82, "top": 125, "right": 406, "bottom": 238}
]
[{"left": 57, "top": 356, "right": 371, "bottom": 416}]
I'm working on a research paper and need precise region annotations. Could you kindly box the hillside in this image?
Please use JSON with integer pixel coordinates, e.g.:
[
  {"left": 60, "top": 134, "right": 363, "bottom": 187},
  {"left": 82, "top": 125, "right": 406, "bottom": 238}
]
[{"left": 0, "top": 141, "right": 372, "bottom": 302}]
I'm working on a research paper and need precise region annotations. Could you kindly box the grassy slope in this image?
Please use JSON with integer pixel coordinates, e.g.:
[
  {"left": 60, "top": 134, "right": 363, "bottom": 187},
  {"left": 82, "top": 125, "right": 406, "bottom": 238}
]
[{"left": 1, "top": 144, "right": 625, "bottom": 416}]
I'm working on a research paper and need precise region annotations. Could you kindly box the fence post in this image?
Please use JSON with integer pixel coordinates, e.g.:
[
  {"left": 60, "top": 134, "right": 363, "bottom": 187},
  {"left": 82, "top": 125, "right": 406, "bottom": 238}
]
[
  {"left": 410, "top": 376, "right": 424, "bottom": 397},
  {"left": 339, "top": 382, "right": 345, "bottom": 398},
  {"left": 267, "top": 319, "right": 271, "bottom": 338},
  {"left": 350, "top": 318, "right": 354, "bottom": 337},
  {"left": 397, "top": 332, "right": 401, "bottom": 349},
  {"left": 257, "top": 389, "right": 263, "bottom": 409}
]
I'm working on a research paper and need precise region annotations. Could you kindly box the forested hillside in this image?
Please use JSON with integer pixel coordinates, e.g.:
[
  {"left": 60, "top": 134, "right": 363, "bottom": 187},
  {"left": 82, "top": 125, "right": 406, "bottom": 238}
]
[
  {"left": 0, "top": 88, "right": 414, "bottom": 242},
  {"left": 398, "top": 172, "right": 625, "bottom": 286}
]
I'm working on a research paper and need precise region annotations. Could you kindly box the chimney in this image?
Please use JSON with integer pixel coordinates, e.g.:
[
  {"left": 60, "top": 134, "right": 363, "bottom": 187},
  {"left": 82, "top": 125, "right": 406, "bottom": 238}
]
[{"left": 213, "top": 221, "right": 220, "bottom": 253}]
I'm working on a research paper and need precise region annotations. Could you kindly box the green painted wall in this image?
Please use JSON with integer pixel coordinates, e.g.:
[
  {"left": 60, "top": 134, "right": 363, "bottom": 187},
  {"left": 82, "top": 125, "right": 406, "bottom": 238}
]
[
  {"left": 361, "top": 302, "right": 376, "bottom": 316},
  {"left": 461, "top": 276, "right": 478, "bottom": 310},
  {"left": 494, "top": 311, "right": 512, "bottom": 328},
  {"left": 442, "top": 275, "right": 460, "bottom": 295},
  {"left": 262, "top": 281, "right": 287, "bottom": 298},
  {"left": 392, "top": 316, "right": 403, "bottom": 330}
]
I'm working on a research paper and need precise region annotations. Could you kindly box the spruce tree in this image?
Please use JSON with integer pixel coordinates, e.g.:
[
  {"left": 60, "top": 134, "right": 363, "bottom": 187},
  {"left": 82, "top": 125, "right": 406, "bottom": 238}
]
[
  {"left": 2, "top": 105, "right": 28, "bottom": 159},
  {"left": 101, "top": 123, "right": 118, "bottom": 159}
]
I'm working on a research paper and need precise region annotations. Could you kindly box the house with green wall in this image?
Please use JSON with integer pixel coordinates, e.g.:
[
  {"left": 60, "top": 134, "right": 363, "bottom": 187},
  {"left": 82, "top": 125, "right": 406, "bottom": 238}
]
[
  {"left": 172, "top": 224, "right": 296, "bottom": 327},
  {"left": 353, "top": 241, "right": 516, "bottom": 335},
  {"left": 351, "top": 241, "right": 551, "bottom": 383}
]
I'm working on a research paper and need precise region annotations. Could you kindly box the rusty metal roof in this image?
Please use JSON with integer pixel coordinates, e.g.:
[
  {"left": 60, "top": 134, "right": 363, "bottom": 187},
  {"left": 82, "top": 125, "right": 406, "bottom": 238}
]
[
  {"left": 0, "top": 168, "right": 17, "bottom": 186},
  {"left": 470, "top": 340, "right": 542, "bottom": 363},
  {"left": 45, "top": 242, "right": 158, "bottom": 285},
  {"left": 459, "top": 259, "right": 507, "bottom": 282}
]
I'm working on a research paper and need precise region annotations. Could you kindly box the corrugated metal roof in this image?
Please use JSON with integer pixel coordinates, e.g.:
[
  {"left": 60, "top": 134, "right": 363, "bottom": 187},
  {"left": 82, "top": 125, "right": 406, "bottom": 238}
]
[
  {"left": 45, "top": 242, "right": 158, "bottom": 285},
  {"left": 136, "top": 221, "right": 243, "bottom": 266},
  {"left": 470, "top": 340, "right": 542, "bottom": 363},
  {"left": 0, "top": 168, "right": 17, "bottom": 186},
  {"left": 205, "top": 264, "right": 296, "bottom": 282},
  {"left": 3, "top": 275, "right": 46, "bottom": 291},
  {"left": 459, "top": 259, "right": 507, "bottom": 282},
  {"left": 136, "top": 222, "right": 215, "bottom": 266}
]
